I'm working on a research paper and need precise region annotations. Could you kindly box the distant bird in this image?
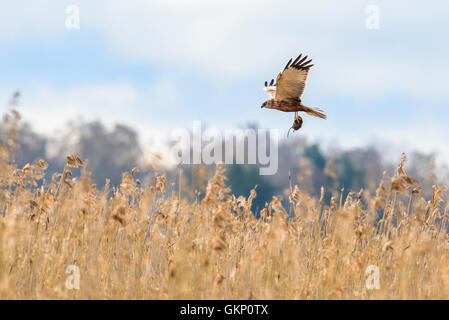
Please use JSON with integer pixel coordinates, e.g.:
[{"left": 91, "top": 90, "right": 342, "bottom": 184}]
[{"left": 261, "top": 53, "right": 326, "bottom": 136}]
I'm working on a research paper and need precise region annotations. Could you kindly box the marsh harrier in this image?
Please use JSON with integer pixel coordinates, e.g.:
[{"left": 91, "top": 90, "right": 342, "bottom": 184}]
[{"left": 261, "top": 53, "right": 326, "bottom": 136}]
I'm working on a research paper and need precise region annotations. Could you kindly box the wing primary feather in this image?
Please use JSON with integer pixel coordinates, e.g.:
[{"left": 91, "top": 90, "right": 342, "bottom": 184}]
[
  {"left": 269, "top": 79, "right": 274, "bottom": 86},
  {"left": 292, "top": 54, "right": 302, "bottom": 65},
  {"left": 284, "top": 58, "right": 293, "bottom": 70},
  {"left": 296, "top": 55, "right": 308, "bottom": 66},
  {"left": 264, "top": 81, "right": 268, "bottom": 87},
  {"left": 300, "top": 58, "right": 313, "bottom": 68}
]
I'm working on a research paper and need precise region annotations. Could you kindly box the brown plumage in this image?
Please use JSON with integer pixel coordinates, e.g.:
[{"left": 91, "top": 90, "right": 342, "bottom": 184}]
[{"left": 261, "top": 53, "right": 326, "bottom": 135}]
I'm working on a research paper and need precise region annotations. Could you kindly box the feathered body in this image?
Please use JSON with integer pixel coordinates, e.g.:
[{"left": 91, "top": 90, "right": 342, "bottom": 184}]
[{"left": 261, "top": 98, "right": 326, "bottom": 119}]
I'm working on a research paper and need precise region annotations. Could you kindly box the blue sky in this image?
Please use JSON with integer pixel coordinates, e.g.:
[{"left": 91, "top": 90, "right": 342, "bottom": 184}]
[{"left": 1, "top": 0, "right": 449, "bottom": 165}]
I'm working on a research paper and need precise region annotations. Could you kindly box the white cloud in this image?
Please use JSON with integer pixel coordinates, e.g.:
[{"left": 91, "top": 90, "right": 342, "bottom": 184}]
[
  {"left": 0, "top": 1, "right": 65, "bottom": 44},
  {"left": 16, "top": 83, "right": 139, "bottom": 134},
  {"left": 316, "top": 55, "right": 449, "bottom": 100},
  {"left": 86, "top": 0, "right": 355, "bottom": 76},
  {"left": 81, "top": 0, "right": 449, "bottom": 99},
  {"left": 2, "top": 1, "right": 449, "bottom": 100}
]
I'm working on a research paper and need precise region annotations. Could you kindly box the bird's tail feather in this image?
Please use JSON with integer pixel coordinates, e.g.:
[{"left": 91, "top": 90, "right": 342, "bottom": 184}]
[{"left": 301, "top": 105, "right": 327, "bottom": 119}]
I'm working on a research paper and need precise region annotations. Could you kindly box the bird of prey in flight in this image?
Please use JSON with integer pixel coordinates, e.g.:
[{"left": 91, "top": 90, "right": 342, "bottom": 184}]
[{"left": 261, "top": 53, "right": 326, "bottom": 136}]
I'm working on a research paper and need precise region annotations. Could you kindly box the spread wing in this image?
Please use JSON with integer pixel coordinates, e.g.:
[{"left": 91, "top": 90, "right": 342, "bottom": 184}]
[
  {"left": 274, "top": 53, "right": 313, "bottom": 101},
  {"left": 263, "top": 79, "right": 276, "bottom": 99}
]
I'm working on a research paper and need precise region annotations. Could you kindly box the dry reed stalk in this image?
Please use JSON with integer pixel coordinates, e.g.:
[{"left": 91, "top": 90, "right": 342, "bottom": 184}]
[{"left": 0, "top": 115, "right": 448, "bottom": 299}]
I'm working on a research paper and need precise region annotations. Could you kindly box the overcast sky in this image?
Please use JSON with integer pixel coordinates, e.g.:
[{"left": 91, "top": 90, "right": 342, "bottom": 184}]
[{"left": 1, "top": 1, "right": 448, "bottom": 164}]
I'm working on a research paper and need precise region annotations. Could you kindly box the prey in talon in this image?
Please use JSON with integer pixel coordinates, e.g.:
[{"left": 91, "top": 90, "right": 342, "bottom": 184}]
[
  {"left": 260, "top": 52, "right": 327, "bottom": 136},
  {"left": 288, "top": 113, "right": 303, "bottom": 137}
]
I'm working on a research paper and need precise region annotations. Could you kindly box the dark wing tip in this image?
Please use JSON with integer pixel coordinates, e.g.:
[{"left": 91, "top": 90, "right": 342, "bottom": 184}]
[
  {"left": 289, "top": 54, "right": 315, "bottom": 70},
  {"left": 292, "top": 53, "right": 302, "bottom": 65},
  {"left": 269, "top": 79, "right": 274, "bottom": 86},
  {"left": 300, "top": 58, "right": 313, "bottom": 67},
  {"left": 265, "top": 81, "right": 268, "bottom": 87},
  {"left": 284, "top": 58, "right": 293, "bottom": 70},
  {"left": 296, "top": 55, "right": 308, "bottom": 66},
  {"left": 292, "top": 57, "right": 313, "bottom": 70},
  {"left": 284, "top": 53, "right": 313, "bottom": 71}
]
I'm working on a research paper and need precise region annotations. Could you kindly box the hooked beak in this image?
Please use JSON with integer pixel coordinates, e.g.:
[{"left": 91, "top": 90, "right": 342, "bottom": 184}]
[{"left": 261, "top": 105, "right": 264, "bottom": 108}]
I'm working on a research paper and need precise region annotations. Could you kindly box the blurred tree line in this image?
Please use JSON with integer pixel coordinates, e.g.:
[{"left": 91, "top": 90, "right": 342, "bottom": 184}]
[{"left": 0, "top": 118, "right": 445, "bottom": 213}]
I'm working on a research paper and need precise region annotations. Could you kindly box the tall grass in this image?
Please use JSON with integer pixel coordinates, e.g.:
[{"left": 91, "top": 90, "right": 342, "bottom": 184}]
[{"left": 0, "top": 111, "right": 448, "bottom": 299}]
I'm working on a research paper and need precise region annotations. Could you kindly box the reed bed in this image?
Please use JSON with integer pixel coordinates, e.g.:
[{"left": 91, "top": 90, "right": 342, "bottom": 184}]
[{"left": 0, "top": 112, "right": 448, "bottom": 299}]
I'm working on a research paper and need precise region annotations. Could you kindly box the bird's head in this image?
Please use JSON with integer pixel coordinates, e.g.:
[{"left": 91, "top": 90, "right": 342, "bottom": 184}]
[{"left": 261, "top": 100, "right": 275, "bottom": 109}]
